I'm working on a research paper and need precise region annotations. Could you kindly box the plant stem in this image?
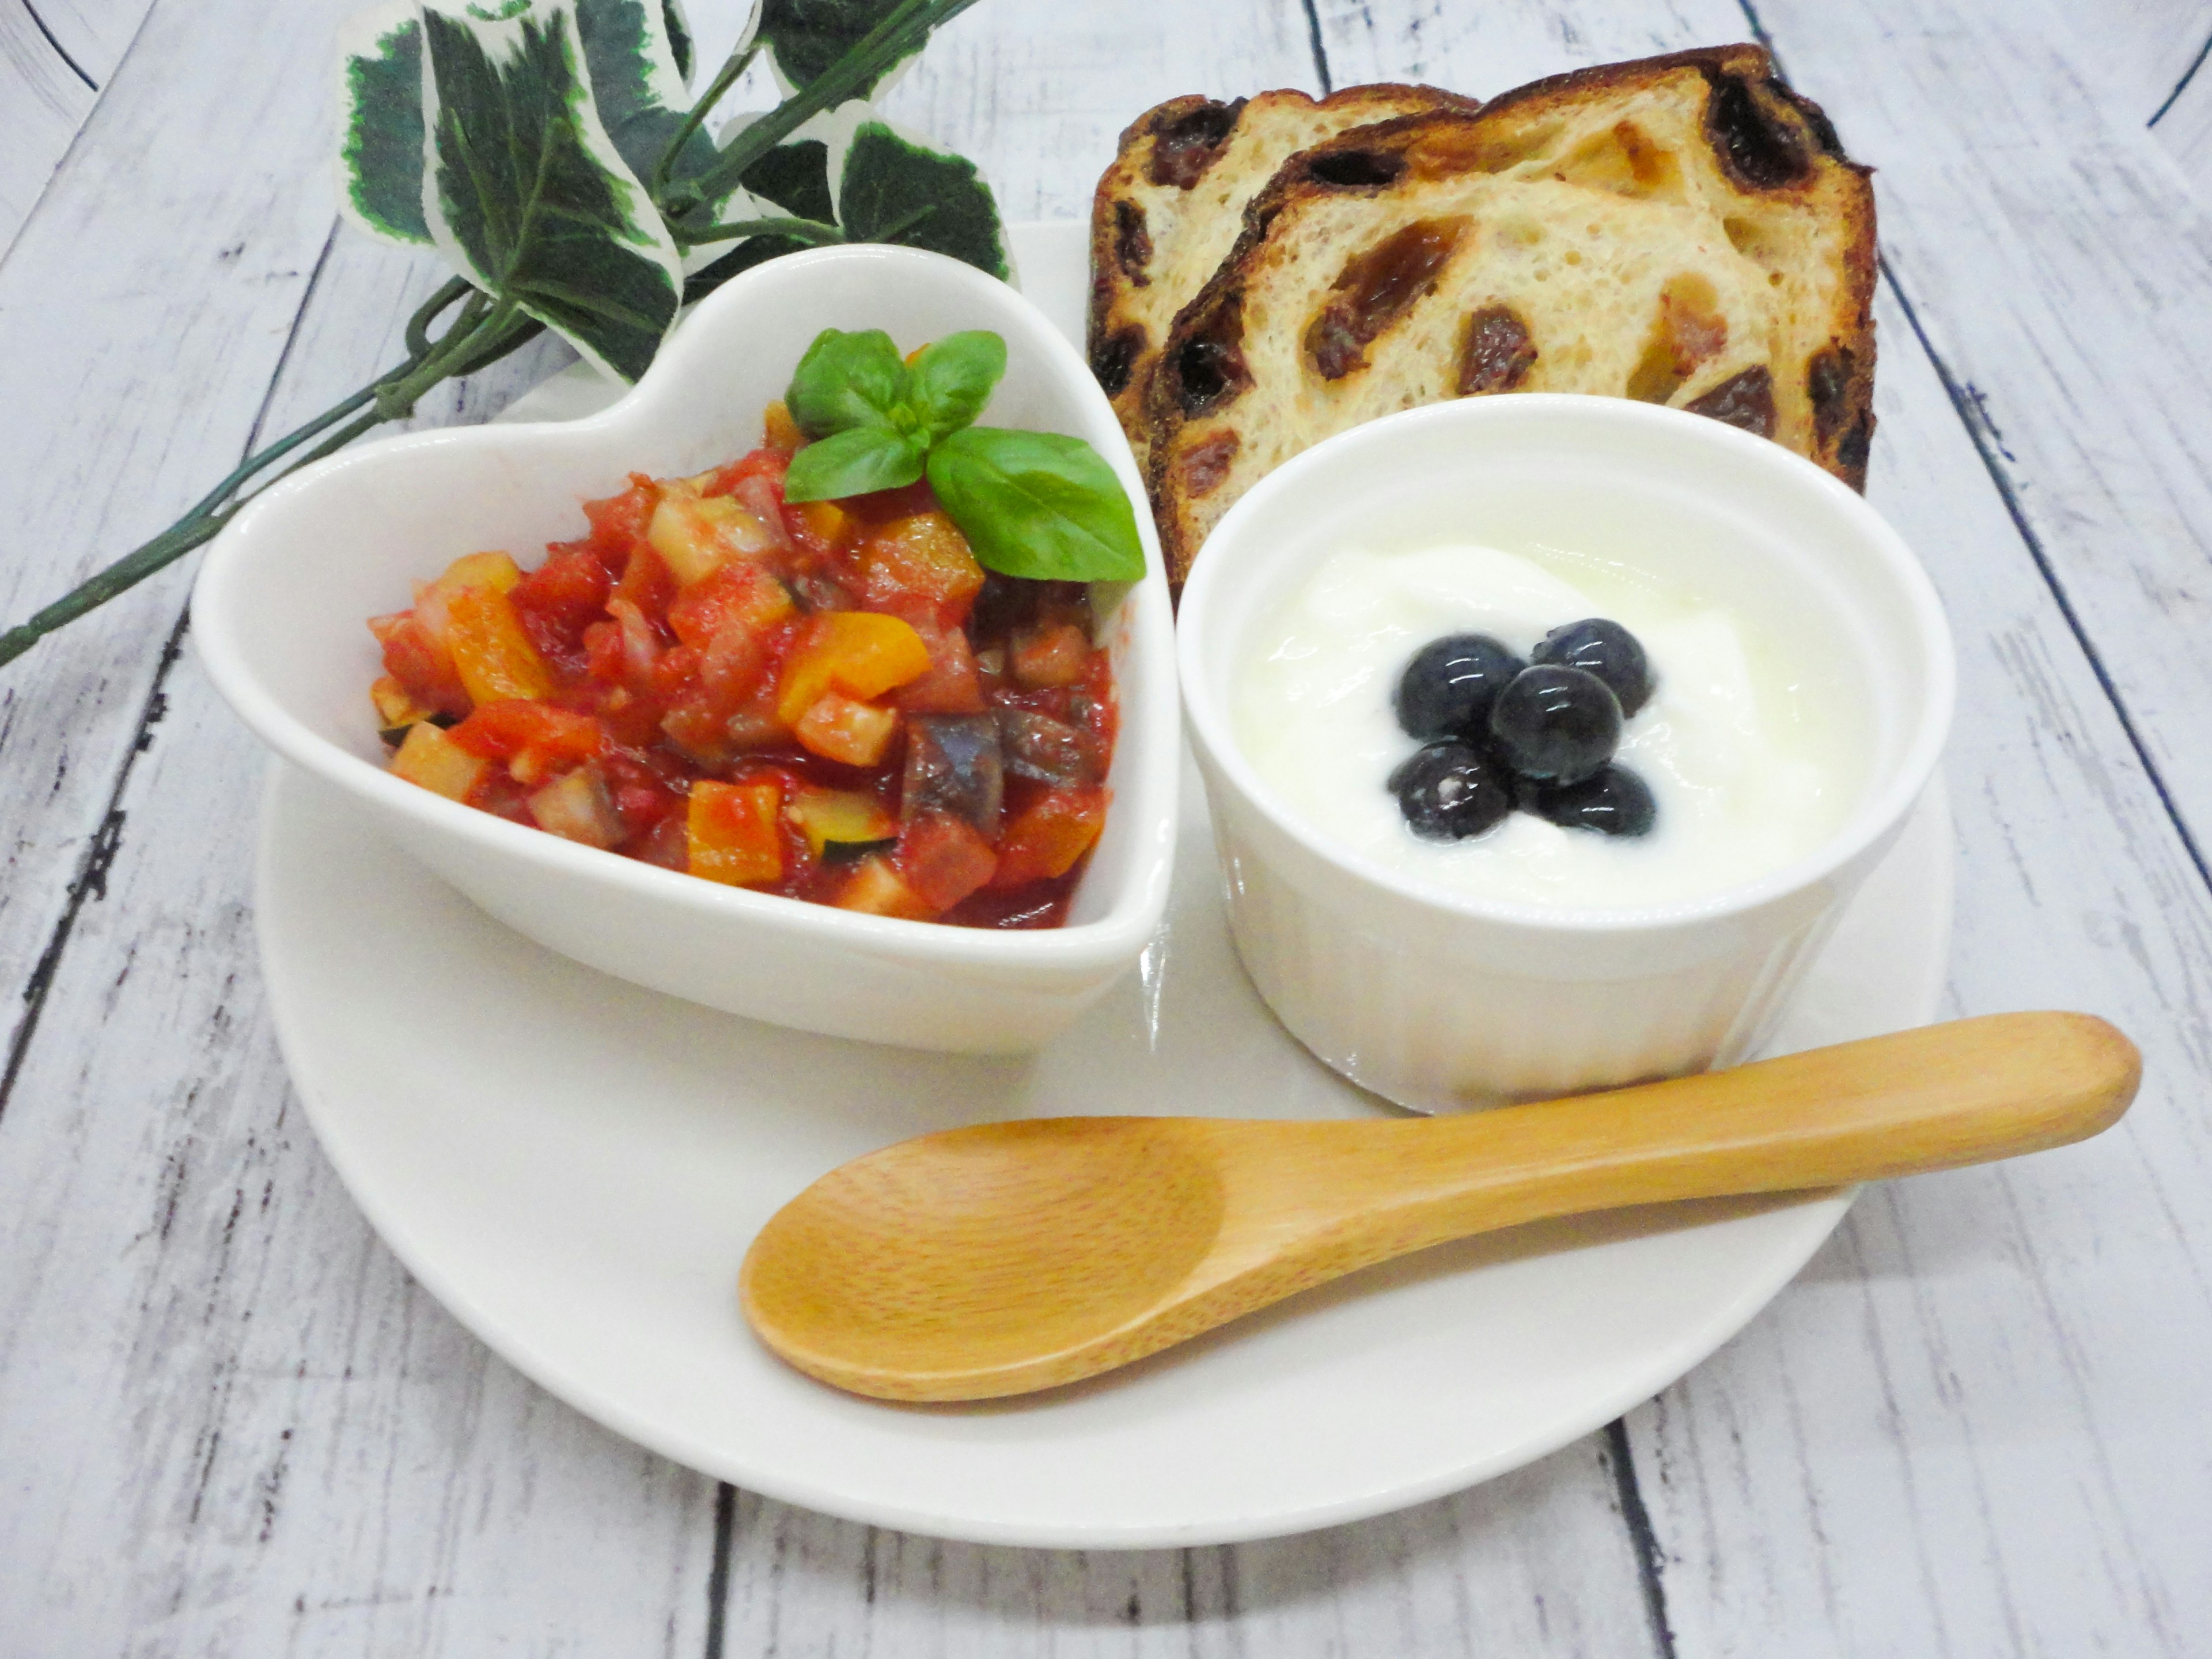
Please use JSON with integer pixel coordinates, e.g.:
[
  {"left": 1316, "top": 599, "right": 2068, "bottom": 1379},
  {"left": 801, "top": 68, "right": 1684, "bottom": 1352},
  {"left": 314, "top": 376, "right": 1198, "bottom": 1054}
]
[
  {"left": 669, "top": 0, "right": 986, "bottom": 216},
  {"left": 651, "top": 40, "right": 758, "bottom": 201},
  {"left": 675, "top": 214, "right": 845, "bottom": 248}
]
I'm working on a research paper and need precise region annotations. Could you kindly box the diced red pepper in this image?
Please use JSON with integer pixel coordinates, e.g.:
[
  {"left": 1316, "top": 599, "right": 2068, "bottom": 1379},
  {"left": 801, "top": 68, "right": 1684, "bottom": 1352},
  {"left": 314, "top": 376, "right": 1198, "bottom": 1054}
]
[
  {"left": 369, "top": 611, "right": 472, "bottom": 719},
  {"left": 448, "top": 699, "right": 606, "bottom": 766},
  {"left": 510, "top": 546, "right": 614, "bottom": 674}
]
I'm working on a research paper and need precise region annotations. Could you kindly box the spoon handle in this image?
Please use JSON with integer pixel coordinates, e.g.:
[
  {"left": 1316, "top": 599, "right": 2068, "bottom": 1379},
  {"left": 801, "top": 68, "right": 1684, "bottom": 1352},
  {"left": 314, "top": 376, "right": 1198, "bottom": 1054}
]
[{"left": 1253, "top": 1012, "right": 2139, "bottom": 1255}]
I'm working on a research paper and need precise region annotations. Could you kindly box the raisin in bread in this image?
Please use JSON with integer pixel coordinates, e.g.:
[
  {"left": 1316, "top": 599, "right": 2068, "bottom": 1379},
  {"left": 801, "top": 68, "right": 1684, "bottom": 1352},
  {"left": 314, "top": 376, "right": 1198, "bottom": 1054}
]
[
  {"left": 1143, "top": 44, "right": 1877, "bottom": 588},
  {"left": 1088, "top": 84, "right": 1476, "bottom": 472}
]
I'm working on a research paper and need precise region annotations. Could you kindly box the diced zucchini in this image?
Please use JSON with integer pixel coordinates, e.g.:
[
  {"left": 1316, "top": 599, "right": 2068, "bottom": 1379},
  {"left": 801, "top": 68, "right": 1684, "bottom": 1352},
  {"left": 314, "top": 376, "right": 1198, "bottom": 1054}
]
[
  {"left": 835, "top": 856, "right": 932, "bottom": 919},
  {"left": 786, "top": 788, "right": 897, "bottom": 859},
  {"left": 649, "top": 491, "right": 779, "bottom": 586}
]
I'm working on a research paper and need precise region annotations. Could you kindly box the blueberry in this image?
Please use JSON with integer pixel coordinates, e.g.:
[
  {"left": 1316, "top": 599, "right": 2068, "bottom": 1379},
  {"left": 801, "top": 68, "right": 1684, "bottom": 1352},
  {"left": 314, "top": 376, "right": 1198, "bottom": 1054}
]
[
  {"left": 1394, "top": 634, "right": 1525, "bottom": 741},
  {"left": 1488, "top": 665, "right": 1622, "bottom": 784},
  {"left": 1521, "top": 764, "right": 1658, "bottom": 837},
  {"left": 1388, "top": 741, "right": 1512, "bottom": 840},
  {"left": 1531, "top": 619, "right": 1653, "bottom": 717}
]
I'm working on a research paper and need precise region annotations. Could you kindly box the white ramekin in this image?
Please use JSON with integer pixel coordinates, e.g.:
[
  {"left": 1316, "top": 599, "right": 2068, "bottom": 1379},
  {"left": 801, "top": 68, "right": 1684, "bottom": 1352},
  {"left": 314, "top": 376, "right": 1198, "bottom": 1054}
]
[
  {"left": 1176, "top": 395, "right": 1953, "bottom": 1112},
  {"left": 194, "top": 245, "right": 1177, "bottom": 1054}
]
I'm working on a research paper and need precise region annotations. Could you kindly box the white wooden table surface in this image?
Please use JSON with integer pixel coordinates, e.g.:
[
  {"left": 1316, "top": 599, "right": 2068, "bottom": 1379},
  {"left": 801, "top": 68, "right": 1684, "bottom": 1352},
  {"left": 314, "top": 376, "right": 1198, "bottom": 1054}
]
[{"left": 5, "top": 0, "right": 2211, "bottom": 1652}]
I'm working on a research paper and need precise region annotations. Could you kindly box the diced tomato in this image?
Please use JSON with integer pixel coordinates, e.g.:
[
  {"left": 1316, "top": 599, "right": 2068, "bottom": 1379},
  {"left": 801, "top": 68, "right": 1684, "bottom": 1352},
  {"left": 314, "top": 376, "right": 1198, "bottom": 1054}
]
[
  {"left": 687, "top": 780, "right": 783, "bottom": 887},
  {"left": 843, "top": 511, "right": 985, "bottom": 628},
  {"left": 510, "top": 546, "right": 614, "bottom": 674},
  {"left": 898, "top": 812, "right": 999, "bottom": 912},
  {"left": 448, "top": 700, "right": 607, "bottom": 779},
  {"left": 785, "top": 498, "right": 857, "bottom": 563},
  {"left": 892, "top": 622, "right": 986, "bottom": 714},
  {"left": 602, "top": 751, "right": 684, "bottom": 837},
  {"left": 1009, "top": 620, "right": 1092, "bottom": 689},
  {"left": 794, "top": 692, "right": 898, "bottom": 767},
  {"left": 369, "top": 612, "right": 472, "bottom": 719},
  {"left": 666, "top": 562, "right": 795, "bottom": 649},
  {"left": 706, "top": 446, "right": 790, "bottom": 498},
  {"left": 990, "top": 787, "right": 1107, "bottom": 888},
  {"left": 582, "top": 476, "right": 658, "bottom": 559},
  {"left": 446, "top": 586, "right": 555, "bottom": 704},
  {"left": 774, "top": 612, "right": 933, "bottom": 726},
  {"left": 634, "top": 813, "right": 689, "bottom": 871},
  {"left": 611, "top": 543, "right": 677, "bottom": 635}
]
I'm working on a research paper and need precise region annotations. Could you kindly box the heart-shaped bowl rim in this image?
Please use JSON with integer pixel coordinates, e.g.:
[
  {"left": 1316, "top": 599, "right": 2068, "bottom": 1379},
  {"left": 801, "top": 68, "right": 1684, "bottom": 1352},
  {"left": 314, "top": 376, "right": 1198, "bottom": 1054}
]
[{"left": 192, "top": 244, "right": 1179, "bottom": 1048}]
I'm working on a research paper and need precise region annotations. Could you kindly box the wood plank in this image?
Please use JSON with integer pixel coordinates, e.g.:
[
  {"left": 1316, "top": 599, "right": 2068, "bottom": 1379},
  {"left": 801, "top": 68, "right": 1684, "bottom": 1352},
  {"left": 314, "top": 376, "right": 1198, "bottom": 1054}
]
[
  {"left": 0, "top": 2, "right": 96, "bottom": 256},
  {"left": 24, "top": 0, "right": 148, "bottom": 81},
  {"left": 721, "top": 1447, "right": 1659, "bottom": 1658},
  {"left": 2153, "top": 38, "right": 2212, "bottom": 198},
  {"left": 2044, "top": 0, "right": 2212, "bottom": 128},
  {"left": 1317, "top": 1, "right": 2212, "bottom": 1652},
  {"left": 0, "top": 642, "right": 722, "bottom": 1657},
  {"left": 1623, "top": 275, "right": 2212, "bottom": 1657},
  {"left": 1744, "top": 0, "right": 2212, "bottom": 851}
]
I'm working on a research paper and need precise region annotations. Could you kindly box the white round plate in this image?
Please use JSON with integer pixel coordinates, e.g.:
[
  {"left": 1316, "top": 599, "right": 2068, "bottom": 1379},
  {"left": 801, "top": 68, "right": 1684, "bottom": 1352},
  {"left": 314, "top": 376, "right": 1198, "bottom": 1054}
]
[
  {"left": 254, "top": 223, "right": 1953, "bottom": 1547},
  {"left": 259, "top": 747, "right": 1949, "bottom": 1550}
]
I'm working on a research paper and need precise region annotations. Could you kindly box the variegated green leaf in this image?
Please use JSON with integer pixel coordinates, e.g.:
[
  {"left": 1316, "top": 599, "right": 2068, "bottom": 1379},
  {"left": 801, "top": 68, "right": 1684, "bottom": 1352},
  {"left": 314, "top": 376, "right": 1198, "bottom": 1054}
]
[
  {"left": 757, "top": 0, "right": 924, "bottom": 97},
  {"left": 419, "top": 0, "right": 683, "bottom": 381},
  {"left": 660, "top": 0, "right": 694, "bottom": 82},
  {"left": 573, "top": 0, "right": 714, "bottom": 184},
  {"left": 836, "top": 116, "right": 1007, "bottom": 278},
  {"left": 336, "top": 2, "right": 431, "bottom": 245}
]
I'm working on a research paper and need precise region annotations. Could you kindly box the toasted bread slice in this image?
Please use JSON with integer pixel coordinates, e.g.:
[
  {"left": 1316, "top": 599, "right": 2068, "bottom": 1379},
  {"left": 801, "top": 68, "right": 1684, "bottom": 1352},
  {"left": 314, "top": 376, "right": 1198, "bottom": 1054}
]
[
  {"left": 1088, "top": 84, "right": 1476, "bottom": 472},
  {"left": 1143, "top": 45, "right": 1877, "bottom": 588}
]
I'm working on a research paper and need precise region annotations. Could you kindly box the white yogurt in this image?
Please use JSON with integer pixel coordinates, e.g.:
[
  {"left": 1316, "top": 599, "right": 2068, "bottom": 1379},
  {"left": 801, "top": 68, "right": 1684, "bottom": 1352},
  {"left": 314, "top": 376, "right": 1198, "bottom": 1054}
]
[{"left": 1232, "top": 540, "right": 1868, "bottom": 910}]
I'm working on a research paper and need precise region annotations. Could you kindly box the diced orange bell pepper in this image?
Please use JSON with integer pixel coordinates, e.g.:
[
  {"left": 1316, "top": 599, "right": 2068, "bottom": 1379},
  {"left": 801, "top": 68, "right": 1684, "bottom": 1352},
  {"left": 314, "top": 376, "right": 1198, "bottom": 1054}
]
[
  {"left": 990, "top": 787, "right": 1107, "bottom": 888},
  {"left": 787, "top": 498, "right": 857, "bottom": 561},
  {"left": 370, "top": 674, "right": 431, "bottom": 731},
  {"left": 390, "top": 722, "right": 488, "bottom": 802},
  {"left": 763, "top": 400, "right": 805, "bottom": 452},
  {"left": 445, "top": 586, "right": 555, "bottom": 704},
  {"left": 794, "top": 691, "right": 899, "bottom": 767},
  {"left": 774, "top": 611, "right": 932, "bottom": 726},
  {"left": 687, "top": 780, "right": 784, "bottom": 887}
]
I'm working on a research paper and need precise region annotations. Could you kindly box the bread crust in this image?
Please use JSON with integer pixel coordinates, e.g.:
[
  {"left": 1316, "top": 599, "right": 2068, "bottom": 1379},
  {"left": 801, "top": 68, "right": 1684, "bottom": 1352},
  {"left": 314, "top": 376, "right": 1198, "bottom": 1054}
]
[
  {"left": 1086, "top": 83, "right": 1478, "bottom": 471},
  {"left": 1141, "top": 45, "right": 1878, "bottom": 590}
]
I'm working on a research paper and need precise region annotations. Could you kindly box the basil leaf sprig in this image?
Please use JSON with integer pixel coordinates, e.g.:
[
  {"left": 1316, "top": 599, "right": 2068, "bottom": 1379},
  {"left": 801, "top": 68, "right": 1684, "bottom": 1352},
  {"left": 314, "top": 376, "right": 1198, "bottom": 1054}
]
[{"left": 782, "top": 328, "right": 1145, "bottom": 584}]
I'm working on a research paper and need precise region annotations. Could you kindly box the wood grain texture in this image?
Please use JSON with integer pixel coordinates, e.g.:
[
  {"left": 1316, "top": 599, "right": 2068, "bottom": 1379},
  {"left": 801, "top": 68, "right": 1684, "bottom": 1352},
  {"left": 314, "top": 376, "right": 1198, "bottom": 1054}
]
[
  {"left": 719, "top": 1445, "right": 1660, "bottom": 1659},
  {"left": 0, "top": 1, "right": 96, "bottom": 256},
  {"left": 2153, "top": 34, "right": 2212, "bottom": 198},
  {"left": 3, "top": 0, "right": 2211, "bottom": 1652}
]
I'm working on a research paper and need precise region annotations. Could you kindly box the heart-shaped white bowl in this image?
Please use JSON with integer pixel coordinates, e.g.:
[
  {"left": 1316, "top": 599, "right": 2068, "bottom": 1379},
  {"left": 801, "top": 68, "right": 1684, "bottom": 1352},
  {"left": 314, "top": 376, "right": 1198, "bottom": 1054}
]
[{"left": 193, "top": 244, "right": 1179, "bottom": 1054}]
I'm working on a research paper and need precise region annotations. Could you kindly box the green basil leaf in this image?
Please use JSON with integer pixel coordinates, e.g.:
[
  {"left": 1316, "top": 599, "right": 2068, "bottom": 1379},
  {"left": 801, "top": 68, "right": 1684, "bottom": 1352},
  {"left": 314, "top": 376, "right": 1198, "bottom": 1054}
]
[
  {"left": 336, "top": 3, "right": 431, "bottom": 246},
  {"left": 419, "top": 0, "right": 683, "bottom": 382},
  {"left": 907, "top": 331, "right": 1005, "bottom": 441},
  {"left": 785, "top": 425, "right": 926, "bottom": 502},
  {"left": 836, "top": 119, "right": 1010, "bottom": 279},
  {"left": 756, "top": 0, "right": 923, "bottom": 99},
  {"left": 926, "top": 428, "right": 1145, "bottom": 582},
  {"left": 786, "top": 327, "right": 910, "bottom": 437}
]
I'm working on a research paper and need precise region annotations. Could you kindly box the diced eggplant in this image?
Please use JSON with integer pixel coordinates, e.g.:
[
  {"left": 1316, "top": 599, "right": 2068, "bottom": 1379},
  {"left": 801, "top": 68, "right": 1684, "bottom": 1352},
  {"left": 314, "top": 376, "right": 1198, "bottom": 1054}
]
[
  {"left": 901, "top": 713, "right": 1002, "bottom": 831},
  {"left": 996, "top": 708, "right": 1105, "bottom": 787}
]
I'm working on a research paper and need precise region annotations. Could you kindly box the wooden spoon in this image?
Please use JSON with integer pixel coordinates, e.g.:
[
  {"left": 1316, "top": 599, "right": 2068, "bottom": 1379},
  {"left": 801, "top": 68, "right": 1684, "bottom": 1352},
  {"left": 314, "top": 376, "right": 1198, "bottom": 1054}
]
[{"left": 740, "top": 1012, "right": 2138, "bottom": 1402}]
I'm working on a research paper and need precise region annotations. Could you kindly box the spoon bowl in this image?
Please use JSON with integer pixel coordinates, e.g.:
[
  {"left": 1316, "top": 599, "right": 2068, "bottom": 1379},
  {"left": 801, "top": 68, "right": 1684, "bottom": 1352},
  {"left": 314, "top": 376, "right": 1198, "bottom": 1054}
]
[{"left": 741, "top": 1012, "right": 2138, "bottom": 1402}]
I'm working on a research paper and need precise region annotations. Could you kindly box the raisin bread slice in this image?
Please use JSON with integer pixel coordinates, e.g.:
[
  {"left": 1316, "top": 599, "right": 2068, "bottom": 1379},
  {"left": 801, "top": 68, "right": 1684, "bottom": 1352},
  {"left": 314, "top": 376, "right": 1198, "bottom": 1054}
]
[
  {"left": 1144, "top": 44, "right": 1876, "bottom": 589},
  {"left": 1088, "top": 84, "right": 1476, "bottom": 472}
]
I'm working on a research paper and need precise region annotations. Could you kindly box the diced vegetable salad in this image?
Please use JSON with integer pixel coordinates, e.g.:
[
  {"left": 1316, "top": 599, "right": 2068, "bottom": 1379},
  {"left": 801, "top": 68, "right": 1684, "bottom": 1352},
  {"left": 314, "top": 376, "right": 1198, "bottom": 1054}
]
[{"left": 369, "top": 400, "right": 1116, "bottom": 929}]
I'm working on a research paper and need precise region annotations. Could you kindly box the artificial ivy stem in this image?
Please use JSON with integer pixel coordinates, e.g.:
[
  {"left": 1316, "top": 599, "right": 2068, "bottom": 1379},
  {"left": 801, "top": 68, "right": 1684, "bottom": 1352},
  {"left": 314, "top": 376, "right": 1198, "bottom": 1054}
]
[
  {"left": 404, "top": 275, "right": 474, "bottom": 361},
  {"left": 652, "top": 41, "right": 759, "bottom": 201},
  {"left": 681, "top": 0, "right": 986, "bottom": 210},
  {"left": 676, "top": 214, "right": 844, "bottom": 248}
]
